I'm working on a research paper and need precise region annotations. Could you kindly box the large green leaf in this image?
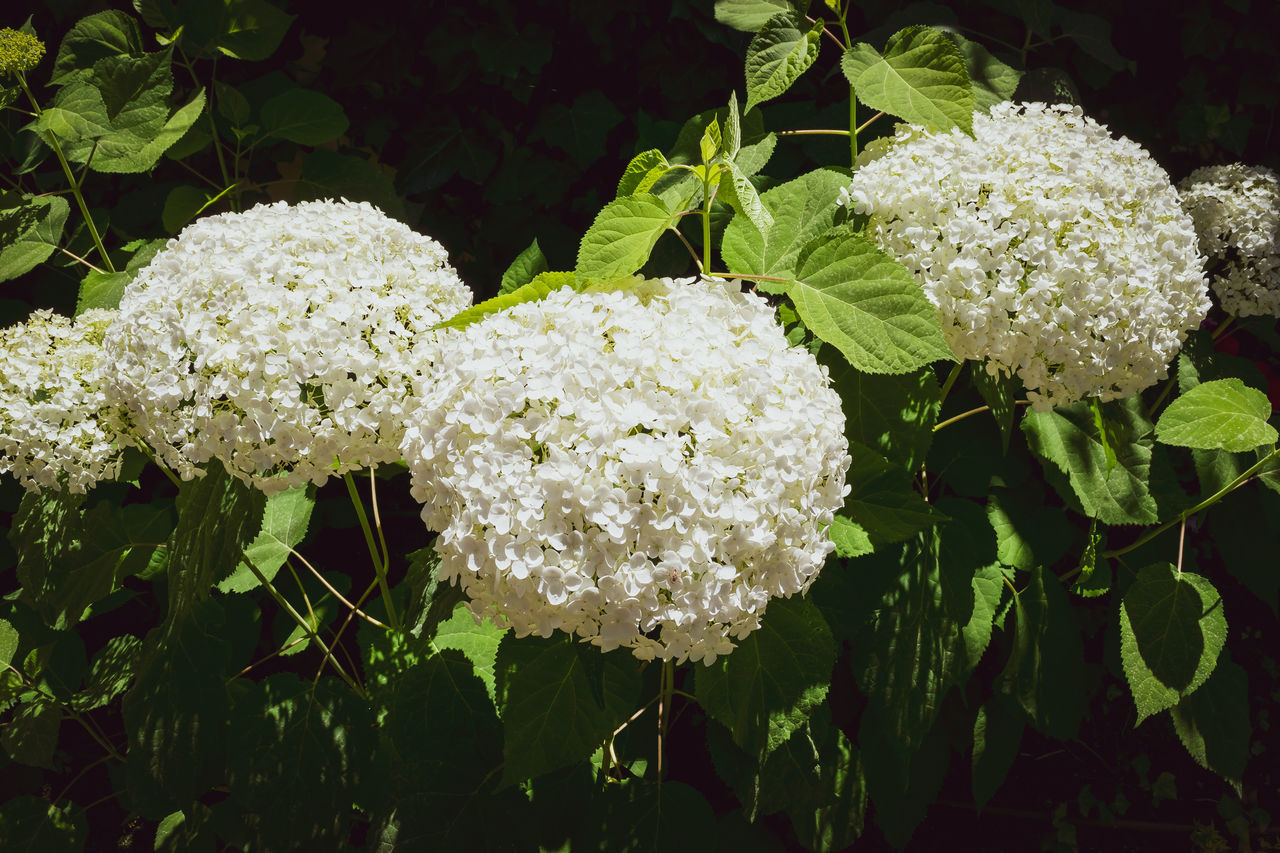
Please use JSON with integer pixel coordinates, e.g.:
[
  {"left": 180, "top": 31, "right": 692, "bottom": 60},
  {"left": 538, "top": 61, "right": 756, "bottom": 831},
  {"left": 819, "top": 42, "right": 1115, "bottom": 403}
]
[
  {"left": 0, "top": 194, "right": 70, "bottom": 283},
  {"left": 744, "top": 9, "right": 823, "bottom": 113},
  {"left": 0, "top": 697, "right": 61, "bottom": 769},
  {"left": 51, "top": 10, "right": 145, "bottom": 84},
  {"left": 948, "top": 32, "right": 1022, "bottom": 112},
  {"left": 1021, "top": 397, "right": 1159, "bottom": 526},
  {"left": 259, "top": 88, "right": 348, "bottom": 145},
  {"left": 971, "top": 692, "right": 1025, "bottom": 808},
  {"left": 1120, "top": 563, "right": 1227, "bottom": 724},
  {"left": 435, "top": 271, "right": 571, "bottom": 331},
  {"left": 841, "top": 442, "right": 947, "bottom": 545},
  {"left": 695, "top": 595, "right": 835, "bottom": 760},
  {"left": 721, "top": 168, "right": 851, "bottom": 282},
  {"left": 216, "top": 485, "right": 314, "bottom": 593},
  {"left": 225, "top": 674, "right": 376, "bottom": 848},
  {"left": 495, "top": 635, "right": 639, "bottom": 784},
  {"left": 787, "top": 226, "right": 954, "bottom": 374},
  {"left": 616, "top": 148, "right": 673, "bottom": 198},
  {"left": 842, "top": 26, "right": 974, "bottom": 134},
  {"left": 1171, "top": 657, "right": 1250, "bottom": 795},
  {"left": 1156, "top": 378, "right": 1277, "bottom": 452},
  {"left": 999, "top": 565, "right": 1085, "bottom": 739},
  {"left": 576, "top": 194, "right": 677, "bottom": 283},
  {"left": 430, "top": 602, "right": 507, "bottom": 704},
  {"left": 714, "top": 0, "right": 797, "bottom": 32},
  {"left": 70, "top": 633, "right": 142, "bottom": 711},
  {"left": 718, "top": 160, "right": 773, "bottom": 234}
]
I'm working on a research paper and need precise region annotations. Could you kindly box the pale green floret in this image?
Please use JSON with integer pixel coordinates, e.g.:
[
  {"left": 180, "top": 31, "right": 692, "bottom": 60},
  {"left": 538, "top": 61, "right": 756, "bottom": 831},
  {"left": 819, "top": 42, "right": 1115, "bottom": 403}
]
[{"left": 0, "top": 28, "right": 45, "bottom": 75}]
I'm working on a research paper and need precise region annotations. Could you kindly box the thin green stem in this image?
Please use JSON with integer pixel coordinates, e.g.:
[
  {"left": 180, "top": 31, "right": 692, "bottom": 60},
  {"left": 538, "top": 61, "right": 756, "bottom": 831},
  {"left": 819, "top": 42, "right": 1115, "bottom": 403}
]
[
  {"left": 344, "top": 471, "right": 401, "bottom": 631},
  {"left": 1211, "top": 315, "right": 1236, "bottom": 340},
  {"left": 702, "top": 183, "right": 713, "bottom": 274},
  {"left": 933, "top": 400, "right": 1032, "bottom": 432},
  {"left": 937, "top": 362, "right": 964, "bottom": 407},
  {"left": 176, "top": 49, "right": 233, "bottom": 200},
  {"left": 1102, "top": 447, "right": 1280, "bottom": 559},
  {"left": 317, "top": 576, "right": 381, "bottom": 683},
  {"left": 17, "top": 73, "right": 115, "bottom": 272},
  {"left": 855, "top": 111, "right": 886, "bottom": 135},
  {"left": 369, "top": 469, "right": 392, "bottom": 578},
  {"left": 776, "top": 128, "right": 852, "bottom": 137},
  {"left": 656, "top": 659, "right": 676, "bottom": 778}
]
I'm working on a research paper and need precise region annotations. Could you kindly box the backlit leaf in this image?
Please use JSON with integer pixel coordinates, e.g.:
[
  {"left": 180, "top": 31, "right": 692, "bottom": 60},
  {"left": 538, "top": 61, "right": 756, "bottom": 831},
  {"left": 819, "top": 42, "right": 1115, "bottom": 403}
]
[
  {"left": 744, "top": 10, "right": 823, "bottom": 113},
  {"left": 842, "top": 26, "right": 974, "bottom": 134},
  {"left": 1156, "top": 378, "right": 1277, "bottom": 452},
  {"left": 577, "top": 194, "right": 677, "bottom": 282}
]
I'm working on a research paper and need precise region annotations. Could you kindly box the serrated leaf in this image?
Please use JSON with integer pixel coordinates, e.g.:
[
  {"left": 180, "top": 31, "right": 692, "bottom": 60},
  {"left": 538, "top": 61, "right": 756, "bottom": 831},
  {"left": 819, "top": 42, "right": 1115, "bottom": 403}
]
[
  {"left": 616, "top": 149, "right": 672, "bottom": 198},
  {"left": 787, "top": 226, "right": 954, "bottom": 374},
  {"left": 842, "top": 26, "right": 974, "bottom": 134},
  {"left": 999, "top": 565, "right": 1085, "bottom": 739},
  {"left": 295, "top": 150, "right": 404, "bottom": 219},
  {"left": 1156, "top": 378, "right": 1277, "bottom": 452},
  {"left": 964, "top": 564, "right": 1006, "bottom": 670},
  {"left": 985, "top": 488, "right": 1070, "bottom": 572},
  {"left": 0, "top": 194, "right": 70, "bottom": 283},
  {"left": 700, "top": 118, "right": 722, "bottom": 163},
  {"left": 970, "top": 362, "right": 1019, "bottom": 452},
  {"left": 430, "top": 602, "right": 507, "bottom": 704},
  {"left": 1022, "top": 397, "right": 1159, "bottom": 526},
  {"left": 1171, "top": 657, "right": 1250, "bottom": 795},
  {"left": 829, "top": 515, "right": 873, "bottom": 558},
  {"left": 435, "top": 271, "right": 570, "bottom": 331},
  {"left": 695, "top": 595, "right": 835, "bottom": 759},
  {"left": 217, "top": 485, "right": 314, "bottom": 593},
  {"left": 0, "top": 697, "right": 61, "bottom": 768},
  {"left": 723, "top": 91, "right": 742, "bottom": 160},
  {"left": 260, "top": 88, "right": 348, "bottom": 145},
  {"left": 948, "top": 32, "right": 1022, "bottom": 112},
  {"left": 499, "top": 238, "right": 549, "bottom": 295},
  {"left": 744, "top": 10, "right": 823, "bottom": 113},
  {"left": 842, "top": 442, "right": 947, "bottom": 545},
  {"left": 721, "top": 167, "right": 851, "bottom": 280},
  {"left": 1120, "top": 563, "right": 1227, "bottom": 724},
  {"left": 0, "top": 796, "right": 86, "bottom": 851},
  {"left": 718, "top": 161, "right": 773, "bottom": 234},
  {"left": 71, "top": 633, "right": 142, "bottom": 711},
  {"left": 714, "top": 0, "right": 797, "bottom": 32},
  {"left": 576, "top": 194, "right": 677, "bottom": 283},
  {"left": 75, "top": 269, "right": 130, "bottom": 314},
  {"left": 820, "top": 346, "right": 940, "bottom": 471},
  {"left": 496, "top": 635, "right": 634, "bottom": 784},
  {"left": 51, "top": 10, "right": 145, "bottom": 85},
  {"left": 214, "top": 0, "right": 295, "bottom": 61}
]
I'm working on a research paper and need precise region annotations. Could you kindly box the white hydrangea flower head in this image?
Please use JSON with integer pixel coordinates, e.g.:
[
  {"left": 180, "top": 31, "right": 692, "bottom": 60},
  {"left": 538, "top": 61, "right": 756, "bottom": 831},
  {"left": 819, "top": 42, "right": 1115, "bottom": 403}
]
[
  {"left": 103, "top": 199, "right": 472, "bottom": 492},
  {"left": 0, "top": 308, "right": 128, "bottom": 493},
  {"left": 843, "top": 101, "right": 1211, "bottom": 410},
  {"left": 1178, "top": 163, "right": 1280, "bottom": 318},
  {"left": 400, "top": 278, "right": 851, "bottom": 664}
]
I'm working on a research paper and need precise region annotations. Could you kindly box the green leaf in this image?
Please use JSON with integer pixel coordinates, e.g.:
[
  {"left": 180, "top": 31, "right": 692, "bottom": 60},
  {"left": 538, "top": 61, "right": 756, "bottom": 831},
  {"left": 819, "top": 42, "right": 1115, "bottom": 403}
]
[
  {"left": 75, "top": 269, "right": 131, "bottom": 314},
  {"left": 215, "top": 0, "right": 295, "bottom": 61},
  {"left": 999, "top": 565, "right": 1085, "bottom": 739},
  {"left": 0, "top": 619, "right": 17, "bottom": 669},
  {"left": 496, "top": 635, "right": 638, "bottom": 784},
  {"left": 842, "top": 442, "right": 947, "bottom": 545},
  {"left": 499, "top": 238, "right": 549, "bottom": 295},
  {"left": 161, "top": 184, "right": 208, "bottom": 235},
  {"left": 435, "top": 271, "right": 570, "bottom": 331},
  {"left": 0, "top": 796, "right": 86, "bottom": 851},
  {"left": 0, "top": 697, "right": 61, "bottom": 768},
  {"left": 296, "top": 151, "right": 404, "bottom": 220},
  {"left": 226, "top": 674, "right": 376, "bottom": 848},
  {"left": 1171, "top": 657, "right": 1250, "bottom": 795},
  {"left": 594, "top": 781, "right": 717, "bottom": 853},
  {"left": 785, "top": 719, "right": 866, "bottom": 852},
  {"left": 714, "top": 0, "right": 797, "bottom": 32},
  {"left": 718, "top": 161, "right": 773, "bottom": 234},
  {"left": 829, "top": 515, "right": 873, "bottom": 558},
  {"left": 1022, "top": 397, "right": 1160, "bottom": 526},
  {"left": 972, "top": 692, "right": 1025, "bottom": 808},
  {"left": 721, "top": 167, "right": 851, "bottom": 282},
  {"left": 430, "top": 602, "right": 507, "bottom": 704},
  {"left": 533, "top": 90, "right": 624, "bottom": 165},
  {"left": 1156, "top": 378, "right": 1277, "bottom": 452},
  {"left": 948, "top": 32, "right": 1022, "bottom": 112},
  {"left": 71, "top": 633, "right": 142, "bottom": 711},
  {"left": 217, "top": 485, "right": 314, "bottom": 593},
  {"left": 820, "top": 347, "right": 940, "bottom": 471},
  {"left": 964, "top": 564, "right": 1006, "bottom": 670},
  {"left": 576, "top": 194, "right": 677, "bottom": 283},
  {"left": 787, "top": 226, "right": 954, "bottom": 374},
  {"left": 970, "top": 362, "right": 1019, "bottom": 453},
  {"left": 1120, "top": 563, "right": 1228, "bottom": 724},
  {"left": 699, "top": 118, "right": 722, "bottom": 163},
  {"left": 616, "top": 148, "right": 672, "bottom": 198},
  {"left": 985, "top": 488, "right": 1070, "bottom": 572},
  {"left": 842, "top": 26, "right": 975, "bottom": 134},
  {"left": 51, "top": 9, "right": 145, "bottom": 85},
  {"left": 723, "top": 91, "right": 743, "bottom": 160},
  {"left": 744, "top": 10, "right": 824, "bottom": 113},
  {"left": 695, "top": 595, "right": 835, "bottom": 759},
  {"left": 213, "top": 79, "right": 250, "bottom": 125},
  {"left": 0, "top": 194, "right": 70, "bottom": 283},
  {"left": 260, "top": 88, "right": 349, "bottom": 145}
]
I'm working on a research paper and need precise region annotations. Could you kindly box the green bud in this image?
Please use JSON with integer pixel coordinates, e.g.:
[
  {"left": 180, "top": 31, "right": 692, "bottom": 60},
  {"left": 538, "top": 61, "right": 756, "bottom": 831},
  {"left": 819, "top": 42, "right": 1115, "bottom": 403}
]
[{"left": 0, "top": 28, "right": 45, "bottom": 75}]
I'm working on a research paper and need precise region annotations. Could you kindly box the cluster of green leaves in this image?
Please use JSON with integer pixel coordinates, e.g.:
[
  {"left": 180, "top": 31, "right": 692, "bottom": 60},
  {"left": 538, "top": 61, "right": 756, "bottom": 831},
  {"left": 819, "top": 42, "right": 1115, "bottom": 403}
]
[{"left": 2, "top": 1, "right": 1279, "bottom": 851}]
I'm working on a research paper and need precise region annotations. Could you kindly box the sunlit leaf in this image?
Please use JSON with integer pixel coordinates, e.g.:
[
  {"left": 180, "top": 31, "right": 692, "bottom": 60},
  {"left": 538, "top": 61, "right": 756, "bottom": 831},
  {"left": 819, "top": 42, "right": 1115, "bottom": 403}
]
[
  {"left": 744, "top": 9, "right": 823, "bottom": 113},
  {"left": 1156, "top": 378, "right": 1277, "bottom": 452},
  {"left": 842, "top": 26, "right": 974, "bottom": 134}
]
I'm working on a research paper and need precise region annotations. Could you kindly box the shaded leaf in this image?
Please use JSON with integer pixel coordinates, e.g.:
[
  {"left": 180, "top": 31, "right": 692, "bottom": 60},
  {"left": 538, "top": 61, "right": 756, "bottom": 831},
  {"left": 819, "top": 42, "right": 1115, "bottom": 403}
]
[
  {"left": 217, "top": 485, "right": 314, "bottom": 593},
  {"left": 1000, "top": 565, "right": 1085, "bottom": 739},
  {"left": 972, "top": 692, "right": 1025, "bottom": 808},
  {"left": 71, "top": 633, "right": 142, "bottom": 711},
  {"left": 0, "top": 194, "right": 70, "bottom": 283},
  {"left": 1171, "top": 657, "right": 1250, "bottom": 795},
  {"left": 51, "top": 10, "right": 145, "bottom": 84},
  {"left": 296, "top": 150, "right": 404, "bottom": 219},
  {"left": 0, "top": 696, "right": 61, "bottom": 768},
  {"left": 842, "top": 442, "right": 947, "bottom": 545},
  {"left": 948, "top": 32, "right": 1022, "bottom": 112},
  {"left": 1120, "top": 563, "right": 1227, "bottom": 724},
  {"left": 259, "top": 87, "right": 348, "bottom": 145},
  {"left": 0, "top": 796, "right": 86, "bottom": 852}
]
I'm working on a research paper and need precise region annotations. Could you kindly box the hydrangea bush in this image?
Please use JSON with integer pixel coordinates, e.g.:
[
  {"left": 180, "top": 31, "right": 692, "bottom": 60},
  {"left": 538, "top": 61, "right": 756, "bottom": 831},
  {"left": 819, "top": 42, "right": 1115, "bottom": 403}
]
[
  {"left": 1178, "top": 163, "right": 1280, "bottom": 318},
  {"left": 402, "top": 278, "right": 851, "bottom": 663},
  {"left": 843, "top": 101, "right": 1211, "bottom": 409},
  {"left": 1, "top": 4, "right": 1277, "bottom": 852},
  {"left": 103, "top": 199, "right": 472, "bottom": 491}
]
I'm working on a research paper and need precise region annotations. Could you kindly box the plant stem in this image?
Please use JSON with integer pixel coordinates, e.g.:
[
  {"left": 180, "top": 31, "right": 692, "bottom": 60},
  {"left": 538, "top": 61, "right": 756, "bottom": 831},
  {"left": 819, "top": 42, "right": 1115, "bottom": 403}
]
[
  {"left": 776, "top": 128, "right": 852, "bottom": 137},
  {"left": 937, "top": 361, "right": 964, "bottom": 407},
  {"left": 656, "top": 659, "right": 675, "bottom": 778},
  {"left": 1102, "top": 447, "right": 1280, "bottom": 559},
  {"left": 17, "top": 73, "right": 116, "bottom": 272},
  {"left": 344, "top": 471, "right": 401, "bottom": 631}
]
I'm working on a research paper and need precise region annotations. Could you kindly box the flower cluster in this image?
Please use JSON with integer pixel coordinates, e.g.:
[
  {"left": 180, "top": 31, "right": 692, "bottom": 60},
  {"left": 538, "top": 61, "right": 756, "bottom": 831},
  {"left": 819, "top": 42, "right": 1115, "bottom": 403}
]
[
  {"left": 843, "top": 101, "right": 1210, "bottom": 409},
  {"left": 0, "top": 309, "right": 128, "bottom": 493},
  {"left": 1178, "top": 163, "right": 1280, "bottom": 318},
  {"left": 104, "top": 199, "right": 472, "bottom": 492},
  {"left": 400, "top": 278, "right": 851, "bottom": 663},
  {"left": 0, "top": 28, "right": 44, "bottom": 75}
]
